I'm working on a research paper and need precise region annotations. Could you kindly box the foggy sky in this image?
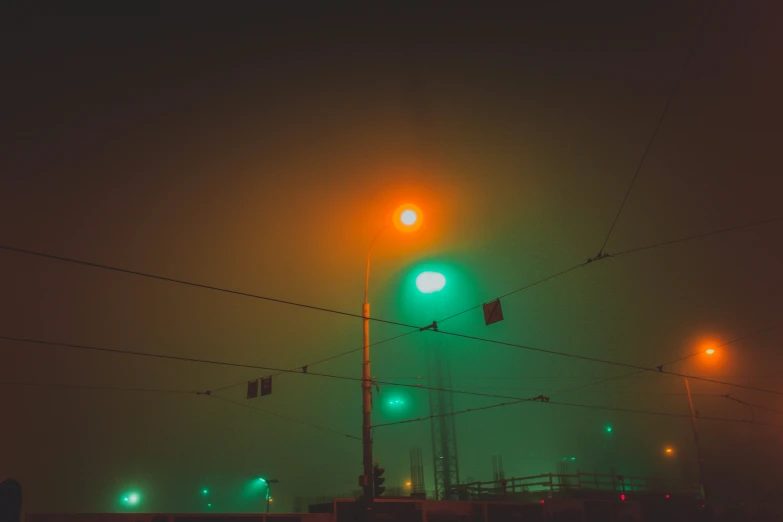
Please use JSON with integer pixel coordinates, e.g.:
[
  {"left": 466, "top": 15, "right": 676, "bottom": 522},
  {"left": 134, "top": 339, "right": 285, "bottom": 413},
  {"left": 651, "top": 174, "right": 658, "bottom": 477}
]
[{"left": 2, "top": 2, "right": 782, "bottom": 514}]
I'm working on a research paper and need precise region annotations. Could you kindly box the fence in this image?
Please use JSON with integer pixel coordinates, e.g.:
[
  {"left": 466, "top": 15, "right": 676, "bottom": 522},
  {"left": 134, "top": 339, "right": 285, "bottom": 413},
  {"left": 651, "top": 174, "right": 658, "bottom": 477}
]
[{"left": 452, "top": 470, "right": 699, "bottom": 500}]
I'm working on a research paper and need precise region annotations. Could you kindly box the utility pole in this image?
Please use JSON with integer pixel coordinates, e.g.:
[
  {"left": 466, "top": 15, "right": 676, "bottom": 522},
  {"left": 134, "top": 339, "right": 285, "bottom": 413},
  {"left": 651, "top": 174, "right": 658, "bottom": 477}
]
[{"left": 683, "top": 378, "right": 707, "bottom": 501}]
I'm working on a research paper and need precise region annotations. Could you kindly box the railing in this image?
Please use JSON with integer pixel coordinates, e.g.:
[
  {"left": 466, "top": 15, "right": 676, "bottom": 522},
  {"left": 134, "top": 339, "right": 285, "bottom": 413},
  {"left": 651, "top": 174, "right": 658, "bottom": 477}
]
[{"left": 451, "top": 470, "right": 698, "bottom": 500}]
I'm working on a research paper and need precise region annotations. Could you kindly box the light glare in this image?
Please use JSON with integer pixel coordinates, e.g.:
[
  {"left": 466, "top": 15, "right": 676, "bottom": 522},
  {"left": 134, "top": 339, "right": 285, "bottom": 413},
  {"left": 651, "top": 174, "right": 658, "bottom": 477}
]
[
  {"left": 416, "top": 272, "right": 446, "bottom": 294},
  {"left": 393, "top": 203, "right": 423, "bottom": 232},
  {"left": 401, "top": 209, "right": 417, "bottom": 225}
]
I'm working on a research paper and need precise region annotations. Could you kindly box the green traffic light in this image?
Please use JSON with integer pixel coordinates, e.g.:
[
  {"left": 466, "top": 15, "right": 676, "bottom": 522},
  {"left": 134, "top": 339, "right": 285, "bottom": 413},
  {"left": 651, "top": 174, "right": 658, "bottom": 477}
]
[
  {"left": 416, "top": 272, "right": 447, "bottom": 294},
  {"left": 202, "top": 488, "right": 209, "bottom": 495},
  {"left": 606, "top": 425, "right": 613, "bottom": 433},
  {"left": 120, "top": 491, "right": 140, "bottom": 507}
]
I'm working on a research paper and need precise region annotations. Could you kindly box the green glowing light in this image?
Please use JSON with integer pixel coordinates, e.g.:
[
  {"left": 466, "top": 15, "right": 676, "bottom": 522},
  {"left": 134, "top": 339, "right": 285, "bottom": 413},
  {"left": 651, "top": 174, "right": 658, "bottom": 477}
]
[
  {"left": 606, "top": 425, "right": 613, "bottom": 433},
  {"left": 381, "top": 392, "right": 410, "bottom": 416},
  {"left": 416, "top": 271, "right": 446, "bottom": 294},
  {"left": 202, "top": 488, "right": 209, "bottom": 495},
  {"left": 120, "top": 491, "right": 141, "bottom": 507},
  {"left": 207, "top": 503, "right": 212, "bottom": 508}
]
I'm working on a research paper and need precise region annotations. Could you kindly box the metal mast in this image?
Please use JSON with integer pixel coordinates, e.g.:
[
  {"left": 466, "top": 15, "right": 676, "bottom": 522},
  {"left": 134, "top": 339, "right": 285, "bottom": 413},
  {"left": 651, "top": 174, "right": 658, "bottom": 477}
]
[{"left": 427, "top": 337, "right": 460, "bottom": 500}]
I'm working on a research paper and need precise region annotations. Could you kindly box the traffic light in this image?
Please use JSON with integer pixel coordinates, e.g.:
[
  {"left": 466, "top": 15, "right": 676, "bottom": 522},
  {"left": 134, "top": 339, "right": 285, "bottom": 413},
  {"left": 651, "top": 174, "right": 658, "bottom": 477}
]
[
  {"left": 373, "top": 464, "right": 386, "bottom": 497},
  {"left": 119, "top": 491, "right": 141, "bottom": 508}
]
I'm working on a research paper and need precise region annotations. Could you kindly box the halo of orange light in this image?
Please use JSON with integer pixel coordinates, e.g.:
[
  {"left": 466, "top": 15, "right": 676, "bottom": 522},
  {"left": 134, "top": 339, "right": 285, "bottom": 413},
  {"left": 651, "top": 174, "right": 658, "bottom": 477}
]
[{"left": 393, "top": 203, "right": 423, "bottom": 233}]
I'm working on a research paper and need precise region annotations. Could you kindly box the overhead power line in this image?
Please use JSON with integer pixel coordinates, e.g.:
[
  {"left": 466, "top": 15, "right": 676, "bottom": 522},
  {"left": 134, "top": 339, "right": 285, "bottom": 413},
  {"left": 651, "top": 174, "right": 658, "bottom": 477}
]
[
  {"left": 553, "top": 323, "right": 781, "bottom": 396},
  {"left": 598, "top": 0, "right": 716, "bottom": 254},
  {"left": 6, "top": 321, "right": 783, "bottom": 401},
  {"left": 5, "top": 329, "right": 783, "bottom": 405},
  {"left": 372, "top": 395, "right": 545, "bottom": 428},
  {"left": 428, "top": 328, "right": 783, "bottom": 396},
  {"left": 433, "top": 216, "right": 782, "bottom": 334},
  {"left": 4, "top": 211, "right": 777, "bottom": 399},
  {"left": 208, "top": 394, "right": 361, "bottom": 441},
  {"left": 436, "top": 261, "right": 591, "bottom": 325},
  {"left": 0, "top": 377, "right": 362, "bottom": 442},
  {"left": 269, "top": 211, "right": 780, "bottom": 383},
  {"left": 209, "top": 330, "right": 415, "bottom": 394},
  {"left": 611, "top": 217, "right": 783, "bottom": 257},
  {"left": 0, "top": 335, "right": 554, "bottom": 402},
  {"left": 0, "top": 244, "right": 418, "bottom": 330},
  {"left": 0, "top": 380, "right": 195, "bottom": 394},
  {"left": 374, "top": 395, "right": 783, "bottom": 430},
  {"left": 210, "top": 263, "right": 593, "bottom": 393}
]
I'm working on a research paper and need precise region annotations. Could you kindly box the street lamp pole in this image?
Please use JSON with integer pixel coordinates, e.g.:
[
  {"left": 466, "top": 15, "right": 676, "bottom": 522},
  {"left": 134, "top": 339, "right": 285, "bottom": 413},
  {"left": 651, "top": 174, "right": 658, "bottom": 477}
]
[
  {"left": 360, "top": 203, "right": 422, "bottom": 501},
  {"left": 683, "top": 378, "right": 707, "bottom": 501},
  {"left": 362, "top": 226, "right": 386, "bottom": 500}
]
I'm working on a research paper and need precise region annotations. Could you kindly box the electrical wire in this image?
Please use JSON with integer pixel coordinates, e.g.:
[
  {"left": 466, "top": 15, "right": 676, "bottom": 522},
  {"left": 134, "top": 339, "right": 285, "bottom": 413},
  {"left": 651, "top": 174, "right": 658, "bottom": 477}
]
[
  {"left": 209, "top": 330, "right": 415, "bottom": 394},
  {"left": 431, "top": 216, "right": 783, "bottom": 342},
  {"left": 210, "top": 262, "right": 594, "bottom": 394},
  {"left": 0, "top": 334, "right": 552, "bottom": 402},
  {"left": 0, "top": 378, "right": 361, "bottom": 442},
  {"left": 428, "top": 327, "right": 783, "bottom": 396},
  {"left": 0, "top": 380, "right": 195, "bottom": 394},
  {"left": 0, "top": 243, "right": 594, "bottom": 396},
  {"left": 4, "top": 322, "right": 782, "bottom": 401},
  {"left": 546, "top": 399, "right": 783, "bottom": 429},
  {"left": 216, "top": 260, "right": 598, "bottom": 394},
  {"left": 746, "top": 403, "right": 783, "bottom": 416},
  {"left": 436, "top": 262, "right": 592, "bottom": 325},
  {"left": 598, "top": 0, "right": 715, "bottom": 254},
  {"left": 611, "top": 216, "right": 783, "bottom": 257},
  {"left": 0, "top": 244, "right": 418, "bottom": 330},
  {"left": 552, "top": 324, "right": 781, "bottom": 396},
  {"left": 7, "top": 335, "right": 783, "bottom": 435},
  {"left": 372, "top": 395, "right": 545, "bottom": 428},
  {"left": 5, "top": 213, "right": 778, "bottom": 402},
  {"left": 373, "top": 395, "right": 783, "bottom": 430},
  {"left": 207, "top": 394, "right": 361, "bottom": 441}
]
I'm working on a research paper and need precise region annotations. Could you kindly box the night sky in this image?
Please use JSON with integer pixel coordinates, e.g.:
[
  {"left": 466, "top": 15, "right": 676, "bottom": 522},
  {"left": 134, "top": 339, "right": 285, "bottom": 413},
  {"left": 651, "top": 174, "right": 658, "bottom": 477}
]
[{"left": 2, "top": 2, "right": 782, "bottom": 515}]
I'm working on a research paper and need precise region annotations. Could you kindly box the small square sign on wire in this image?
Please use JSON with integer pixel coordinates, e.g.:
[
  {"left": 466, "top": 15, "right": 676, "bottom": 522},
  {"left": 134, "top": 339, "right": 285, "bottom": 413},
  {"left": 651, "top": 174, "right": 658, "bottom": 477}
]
[{"left": 483, "top": 298, "right": 504, "bottom": 326}]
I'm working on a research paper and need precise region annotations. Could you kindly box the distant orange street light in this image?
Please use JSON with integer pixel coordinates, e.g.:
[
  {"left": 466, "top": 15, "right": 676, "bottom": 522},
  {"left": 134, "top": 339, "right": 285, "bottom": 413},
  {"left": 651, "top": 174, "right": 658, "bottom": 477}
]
[
  {"left": 705, "top": 348, "right": 715, "bottom": 355},
  {"left": 665, "top": 446, "right": 674, "bottom": 455}
]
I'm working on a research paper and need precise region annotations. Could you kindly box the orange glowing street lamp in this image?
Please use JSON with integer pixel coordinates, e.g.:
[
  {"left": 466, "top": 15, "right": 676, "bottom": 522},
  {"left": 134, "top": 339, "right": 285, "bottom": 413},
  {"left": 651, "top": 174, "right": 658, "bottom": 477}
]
[
  {"left": 361, "top": 203, "right": 423, "bottom": 499},
  {"left": 664, "top": 446, "right": 674, "bottom": 456}
]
